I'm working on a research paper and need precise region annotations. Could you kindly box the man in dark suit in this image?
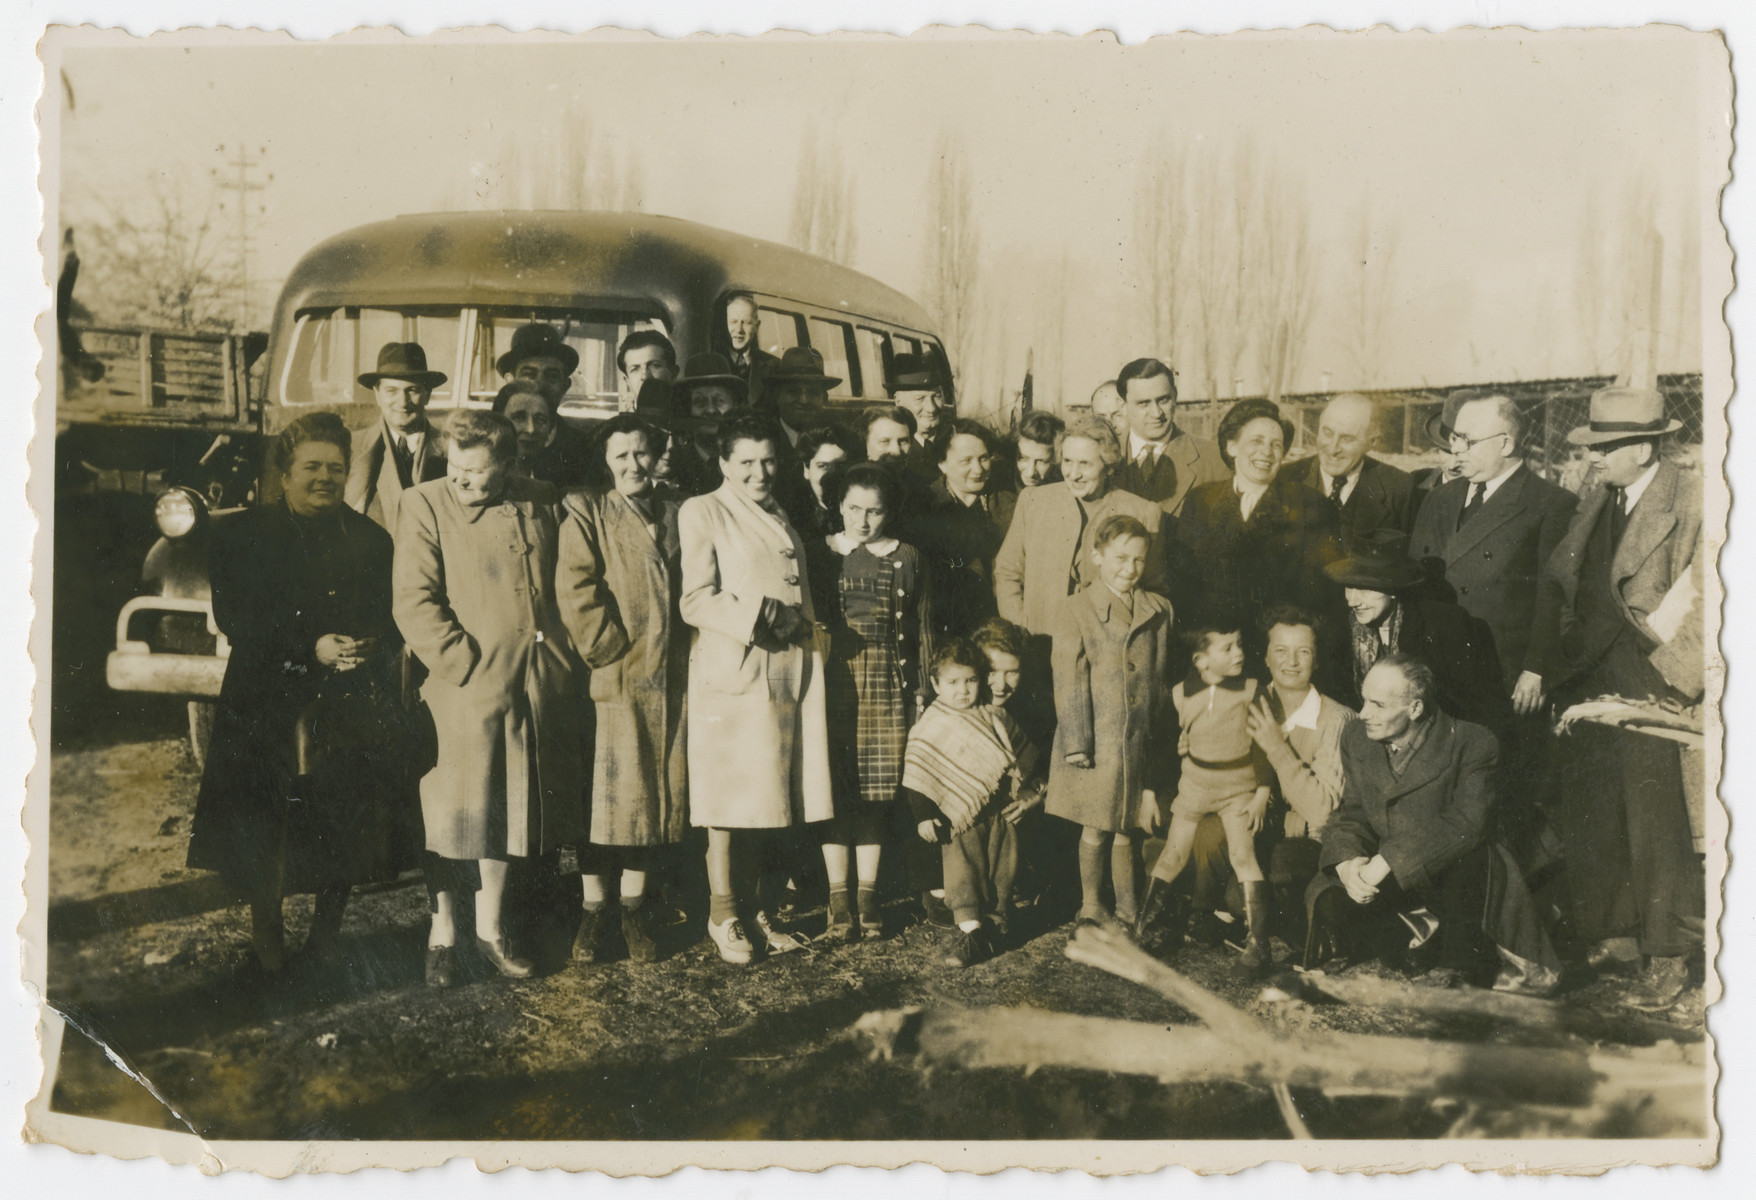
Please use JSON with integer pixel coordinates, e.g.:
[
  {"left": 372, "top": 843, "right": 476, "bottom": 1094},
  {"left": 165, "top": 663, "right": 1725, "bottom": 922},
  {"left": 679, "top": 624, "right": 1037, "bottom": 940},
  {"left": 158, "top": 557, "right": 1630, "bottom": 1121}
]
[
  {"left": 1110, "top": 357, "right": 1229, "bottom": 516},
  {"left": 1281, "top": 393, "right": 1416, "bottom": 543},
  {"left": 722, "top": 292, "right": 781, "bottom": 409},
  {"left": 345, "top": 342, "right": 449, "bottom": 533},
  {"left": 1322, "top": 531, "right": 1511, "bottom": 740},
  {"left": 1306, "top": 655, "right": 1560, "bottom": 991},
  {"left": 1546, "top": 386, "right": 1704, "bottom": 1012}
]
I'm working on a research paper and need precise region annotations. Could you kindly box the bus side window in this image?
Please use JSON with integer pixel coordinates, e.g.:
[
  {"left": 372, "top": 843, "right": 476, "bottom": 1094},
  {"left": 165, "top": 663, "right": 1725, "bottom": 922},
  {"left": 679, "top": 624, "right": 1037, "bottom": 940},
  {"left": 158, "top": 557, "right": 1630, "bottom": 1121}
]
[
  {"left": 806, "top": 317, "right": 857, "bottom": 399},
  {"left": 891, "top": 333, "right": 921, "bottom": 359},
  {"left": 854, "top": 327, "right": 889, "bottom": 400},
  {"left": 758, "top": 307, "right": 804, "bottom": 358}
]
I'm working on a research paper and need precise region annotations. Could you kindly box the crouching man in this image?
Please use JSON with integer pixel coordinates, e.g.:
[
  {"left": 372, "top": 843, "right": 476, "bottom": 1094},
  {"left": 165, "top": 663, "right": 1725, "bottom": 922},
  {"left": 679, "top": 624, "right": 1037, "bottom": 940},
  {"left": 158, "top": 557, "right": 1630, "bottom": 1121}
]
[{"left": 1305, "top": 654, "right": 1560, "bottom": 993}]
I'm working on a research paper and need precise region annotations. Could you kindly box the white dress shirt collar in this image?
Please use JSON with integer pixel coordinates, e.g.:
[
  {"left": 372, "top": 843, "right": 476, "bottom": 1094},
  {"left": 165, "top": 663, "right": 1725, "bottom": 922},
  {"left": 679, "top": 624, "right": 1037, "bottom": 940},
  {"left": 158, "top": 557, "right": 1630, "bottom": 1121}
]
[
  {"left": 1477, "top": 459, "right": 1521, "bottom": 503},
  {"left": 1318, "top": 463, "right": 1361, "bottom": 506},
  {"left": 1621, "top": 460, "right": 1662, "bottom": 511},
  {"left": 1281, "top": 687, "right": 1321, "bottom": 733}
]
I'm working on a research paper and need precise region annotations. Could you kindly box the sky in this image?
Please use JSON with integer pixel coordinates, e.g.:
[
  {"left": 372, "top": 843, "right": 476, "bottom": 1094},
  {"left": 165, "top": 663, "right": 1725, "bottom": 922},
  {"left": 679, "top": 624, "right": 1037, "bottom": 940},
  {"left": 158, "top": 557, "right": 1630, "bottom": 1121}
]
[{"left": 45, "top": 27, "right": 1723, "bottom": 412}]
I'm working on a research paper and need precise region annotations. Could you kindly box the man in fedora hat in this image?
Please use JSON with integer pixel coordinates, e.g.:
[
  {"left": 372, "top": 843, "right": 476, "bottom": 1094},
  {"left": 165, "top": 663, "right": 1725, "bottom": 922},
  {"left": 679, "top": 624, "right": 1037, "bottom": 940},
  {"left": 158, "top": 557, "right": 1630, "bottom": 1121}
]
[
  {"left": 668, "top": 352, "right": 750, "bottom": 498},
  {"left": 1110, "top": 357, "right": 1229, "bottom": 518},
  {"left": 1545, "top": 384, "right": 1703, "bottom": 1012},
  {"left": 762, "top": 346, "right": 842, "bottom": 513},
  {"left": 890, "top": 351, "right": 950, "bottom": 454},
  {"left": 346, "top": 341, "right": 449, "bottom": 532},
  {"left": 1323, "top": 529, "right": 1511, "bottom": 739},
  {"left": 497, "top": 323, "right": 580, "bottom": 408},
  {"left": 1409, "top": 388, "right": 1473, "bottom": 516}
]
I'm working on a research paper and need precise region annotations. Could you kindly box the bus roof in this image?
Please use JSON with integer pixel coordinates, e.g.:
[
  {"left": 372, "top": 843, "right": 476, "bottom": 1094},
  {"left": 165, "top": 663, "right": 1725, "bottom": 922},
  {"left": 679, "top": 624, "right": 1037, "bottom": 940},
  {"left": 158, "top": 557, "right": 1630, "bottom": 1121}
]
[{"left": 272, "top": 210, "right": 936, "bottom": 334}]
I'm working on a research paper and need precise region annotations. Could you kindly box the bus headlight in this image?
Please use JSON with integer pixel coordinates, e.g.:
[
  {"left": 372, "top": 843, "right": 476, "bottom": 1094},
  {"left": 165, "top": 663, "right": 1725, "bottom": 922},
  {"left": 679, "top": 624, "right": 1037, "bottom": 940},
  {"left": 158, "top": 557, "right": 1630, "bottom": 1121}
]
[{"left": 153, "top": 488, "right": 203, "bottom": 539}]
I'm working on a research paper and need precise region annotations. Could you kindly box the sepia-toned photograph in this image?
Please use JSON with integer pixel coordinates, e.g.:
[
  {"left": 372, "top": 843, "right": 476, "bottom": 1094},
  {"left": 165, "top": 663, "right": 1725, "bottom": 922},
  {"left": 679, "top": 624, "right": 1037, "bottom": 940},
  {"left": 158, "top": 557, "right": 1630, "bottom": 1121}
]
[{"left": 23, "top": 18, "right": 1728, "bottom": 1175}]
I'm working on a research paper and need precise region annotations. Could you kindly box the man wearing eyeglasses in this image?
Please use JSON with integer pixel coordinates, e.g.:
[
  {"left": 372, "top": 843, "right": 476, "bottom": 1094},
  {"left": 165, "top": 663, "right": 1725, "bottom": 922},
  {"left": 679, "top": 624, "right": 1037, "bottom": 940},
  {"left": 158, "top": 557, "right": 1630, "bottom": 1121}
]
[{"left": 1410, "top": 394, "right": 1577, "bottom": 720}]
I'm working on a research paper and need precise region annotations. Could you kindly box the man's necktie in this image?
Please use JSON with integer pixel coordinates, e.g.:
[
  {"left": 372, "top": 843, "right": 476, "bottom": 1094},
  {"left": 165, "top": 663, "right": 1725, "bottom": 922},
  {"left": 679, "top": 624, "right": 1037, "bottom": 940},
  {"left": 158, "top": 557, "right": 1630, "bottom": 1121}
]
[
  {"left": 1609, "top": 486, "right": 1629, "bottom": 546},
  {"left": 1456, "top": 481, "right": 1486, "bottom": 530},
  {"left": 392, "top": 436, "right": 415, "bottom": 486},
  {"left": 1135, "top": 445, "right": 1158, "bottom": 471},
  {"left": 1328, "top": 473, "right": 1347, "bottom": 507}
]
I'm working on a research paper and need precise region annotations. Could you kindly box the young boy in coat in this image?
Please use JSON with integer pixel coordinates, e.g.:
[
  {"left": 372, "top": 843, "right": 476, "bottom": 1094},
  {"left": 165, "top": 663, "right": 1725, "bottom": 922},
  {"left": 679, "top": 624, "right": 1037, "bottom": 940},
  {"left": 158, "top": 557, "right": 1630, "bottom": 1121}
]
[
  {"left": 1046, "top": 515, "right": 1175, "bottom": 929},
  {"left": 901, "top": 638, "right": 1045, "bottom": 968}
]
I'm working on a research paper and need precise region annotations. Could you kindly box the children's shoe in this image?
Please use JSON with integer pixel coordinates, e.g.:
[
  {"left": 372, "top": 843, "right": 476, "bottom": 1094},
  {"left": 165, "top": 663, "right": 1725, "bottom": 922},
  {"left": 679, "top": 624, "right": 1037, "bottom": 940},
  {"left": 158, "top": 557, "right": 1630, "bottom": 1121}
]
[
  {"left": 987, "top": 909, "right": 1012, "bottom": 948},
  {"left": 857, "top": 891, "right": 884, "bottom": 941},
  {"left": 942, "top": 925, "right": 993, "bottom": 968},
  {"left": 754, "top": 910, "right": 807, "bottom": 955},
  {"left": 707, "top": 915, "right": 754, "bottom": 965},
  {"left": 826, "top": 891, "right": 857, "bottom": 943},
  {"left": 621, "top": 903, "right": 660, "bottom": 964},
  {"left": 920, "top": 891, "right": 955, "bottom": 928},
  {"left": 572, "top": 908, "right": 611, "bottom": 965}
]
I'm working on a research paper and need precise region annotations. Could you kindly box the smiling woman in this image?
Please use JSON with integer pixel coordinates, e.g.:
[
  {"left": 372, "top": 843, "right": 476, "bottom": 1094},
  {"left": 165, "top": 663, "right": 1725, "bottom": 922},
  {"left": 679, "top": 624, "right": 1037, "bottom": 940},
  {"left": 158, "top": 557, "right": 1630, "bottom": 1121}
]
[
  {"left": 1175, "top": 398, "right": 1346, "bottom": 662},
  {"left": 187, "top": 412, "right": 411, "bottom": 979}
]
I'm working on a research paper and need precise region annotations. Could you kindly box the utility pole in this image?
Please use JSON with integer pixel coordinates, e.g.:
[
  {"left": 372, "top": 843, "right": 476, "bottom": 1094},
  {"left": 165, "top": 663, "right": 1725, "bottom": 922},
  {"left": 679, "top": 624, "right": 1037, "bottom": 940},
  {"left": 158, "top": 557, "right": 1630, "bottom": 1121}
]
[{"left": 214, "top": 143, "right": 269, "bottom": 328}]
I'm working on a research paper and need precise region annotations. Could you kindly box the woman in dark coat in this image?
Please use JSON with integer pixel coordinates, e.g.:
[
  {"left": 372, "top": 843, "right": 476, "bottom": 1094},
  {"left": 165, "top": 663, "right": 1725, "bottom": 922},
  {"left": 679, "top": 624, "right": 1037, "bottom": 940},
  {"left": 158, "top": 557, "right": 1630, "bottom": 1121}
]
[
  {"left": 911, "top": 418, "right": 1017, "bottom": 641},
  {"left": 188, "top": 412, "right": 409, "bottom": 975},
  {"left": 493, "top": 380, "right": 595, "bottom": 490},
  {"left": 1177, "top": 398, "right": 1346, "bottom": 659}
]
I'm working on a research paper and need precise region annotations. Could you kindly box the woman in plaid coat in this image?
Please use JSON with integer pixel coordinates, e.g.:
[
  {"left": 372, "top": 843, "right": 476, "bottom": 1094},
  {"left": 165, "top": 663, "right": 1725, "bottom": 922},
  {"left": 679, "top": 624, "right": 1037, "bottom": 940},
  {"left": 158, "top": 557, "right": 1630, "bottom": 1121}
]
[
  {"left": 557, "top": 415, "right": 689, "bottom": 967},
  {"left": 808, "top": 463, "right": 935, "bottom": 941}
]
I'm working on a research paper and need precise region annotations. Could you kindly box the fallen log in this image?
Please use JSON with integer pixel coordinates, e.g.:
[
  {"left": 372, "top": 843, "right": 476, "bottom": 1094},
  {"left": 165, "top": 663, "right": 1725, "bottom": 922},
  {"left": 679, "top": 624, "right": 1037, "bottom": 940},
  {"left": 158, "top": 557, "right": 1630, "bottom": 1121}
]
[
  {"left": 1291, "top": 970, "right": 1702, "bottom": 1046},
  {"left": 852, "top": 1005, "right": 1705, "bottom": 1122}
]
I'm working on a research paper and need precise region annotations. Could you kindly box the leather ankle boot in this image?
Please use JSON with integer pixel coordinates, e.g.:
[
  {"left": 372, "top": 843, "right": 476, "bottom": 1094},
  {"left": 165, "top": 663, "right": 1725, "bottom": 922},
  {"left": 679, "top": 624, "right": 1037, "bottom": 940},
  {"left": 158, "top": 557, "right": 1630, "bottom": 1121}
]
[{"left": 1238, "top": 881, "right": 1273, "bottom": 975}]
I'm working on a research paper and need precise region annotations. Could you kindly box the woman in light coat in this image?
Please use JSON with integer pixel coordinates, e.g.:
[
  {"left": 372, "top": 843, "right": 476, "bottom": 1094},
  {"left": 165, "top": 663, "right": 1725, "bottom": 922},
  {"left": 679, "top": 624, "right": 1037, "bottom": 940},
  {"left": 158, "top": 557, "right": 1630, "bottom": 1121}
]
[
  {"left": 557, "top": 414, "right": 688, "bottom": 966},
  {"left": 680, "top": 411, "right": 833, "bottom": 964},
  {"left": 393, "top": 409, "right": 585, "bottom": 987}
]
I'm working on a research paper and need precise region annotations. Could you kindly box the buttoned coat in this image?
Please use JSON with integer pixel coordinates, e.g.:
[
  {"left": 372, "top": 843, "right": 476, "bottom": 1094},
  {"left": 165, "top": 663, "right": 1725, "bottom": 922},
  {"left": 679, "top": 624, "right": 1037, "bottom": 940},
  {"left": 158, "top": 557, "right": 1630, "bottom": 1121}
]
[
  {"left": 1319, "top": 714, "right": 1499, "bottom": 893},
  {"left": 1112, "top": 429, "right": 1230, "bottom": 517},
  {"left": 1046, "top": 585, "right": 1176, "bottom": 832},
  {"left": 1282, "top": 454, "right": 1418, "bottom": 543},
  {"left": 679, "top": 483, "right": 833, "bottom": 828},
  {"left": 992, "top": 482, "right": 1170, "bottom": 635},
  {"left": 912, "top": 478, "right": 1018, "bottom": 639},
  {"left": 1260, "top": 692, "right": 1359, "bottom": 840},
  {"left": 392, "top": 475, "right": 585, "bottom": 861},
  {"left": 1332, "top": 596, "right": 1512, "bottom": 740},
  {"left": 558, "top": 488, "right": 689, "bottom": 847},
  {"left": 346, "top": 419, "right": 447, "bottom": 533},
  {"left": 1546, "top": 460, "right": 1704, "bottom": 701},
  {"left": 1177, "top": 473, "right": 1345, "bottom": 631},
  {"left": 1410, "top": 466, "right": 1578, "bottom": 688}
]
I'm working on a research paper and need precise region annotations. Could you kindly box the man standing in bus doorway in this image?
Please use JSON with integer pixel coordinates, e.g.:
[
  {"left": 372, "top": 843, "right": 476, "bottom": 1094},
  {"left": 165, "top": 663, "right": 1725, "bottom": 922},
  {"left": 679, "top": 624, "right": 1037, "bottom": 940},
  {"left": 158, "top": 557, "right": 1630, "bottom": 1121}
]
[
  {"left": 497, "top": 323, "right": 579, "bottom": 409},
  {"left": 617, "top": 330, "right": 679, "bottom": 413},
  {"left": 1110, "top": 357, "right": 1229, "bottom": 518},
  {"left": 890, "top": 352, "right": 950, "bottom": 484},
  {"left": 346, "top": 341, "right": 449, "bottom": 533},
  {"left": 724, "top": 292, "right": 780, "bottom": 408}
]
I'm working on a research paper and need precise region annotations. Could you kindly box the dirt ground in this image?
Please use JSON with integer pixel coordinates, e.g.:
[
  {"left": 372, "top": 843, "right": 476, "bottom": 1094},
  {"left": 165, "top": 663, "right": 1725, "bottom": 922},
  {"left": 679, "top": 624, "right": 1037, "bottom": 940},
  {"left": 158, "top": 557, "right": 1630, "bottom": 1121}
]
[{"left": 45, "top": 706, "right": 1708, "bottom": 1144}]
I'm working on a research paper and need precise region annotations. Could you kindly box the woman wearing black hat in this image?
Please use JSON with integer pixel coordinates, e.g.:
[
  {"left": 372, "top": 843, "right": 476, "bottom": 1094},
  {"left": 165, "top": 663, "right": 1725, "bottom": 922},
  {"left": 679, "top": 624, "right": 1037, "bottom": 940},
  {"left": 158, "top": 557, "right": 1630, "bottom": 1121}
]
[{"left": 1176, "top": 398, "right": 1345, "bottom": 658}]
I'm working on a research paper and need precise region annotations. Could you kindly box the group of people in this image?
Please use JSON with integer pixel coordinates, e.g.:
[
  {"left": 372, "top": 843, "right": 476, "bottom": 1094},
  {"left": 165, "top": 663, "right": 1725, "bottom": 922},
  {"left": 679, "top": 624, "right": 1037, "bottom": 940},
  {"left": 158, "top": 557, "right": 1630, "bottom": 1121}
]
[{"left": 186, "top": 299, "right": 1705, "bottom": 1015}]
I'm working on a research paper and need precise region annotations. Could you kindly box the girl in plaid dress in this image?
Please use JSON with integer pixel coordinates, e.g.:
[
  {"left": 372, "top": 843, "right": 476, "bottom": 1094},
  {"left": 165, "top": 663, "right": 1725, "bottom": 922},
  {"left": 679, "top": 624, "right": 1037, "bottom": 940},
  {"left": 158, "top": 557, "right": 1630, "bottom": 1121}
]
[{"left": 808, "top": 463, "right": 935, "bottom": 941}]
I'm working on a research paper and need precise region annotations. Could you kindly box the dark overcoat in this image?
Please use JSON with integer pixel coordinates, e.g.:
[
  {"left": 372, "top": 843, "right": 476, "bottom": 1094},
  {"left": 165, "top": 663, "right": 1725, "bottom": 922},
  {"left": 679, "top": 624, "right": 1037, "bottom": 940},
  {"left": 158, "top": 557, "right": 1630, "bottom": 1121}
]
[
  {"left": 557, "top": 488, "right": 690, "bottom": 847},
  {"left": 1331, "top": 597, "right": 1513, "bottom": 740},
  {"left": 188, "top": 501, "right": 409, "bottom": 894},
  {"left": 912, "top": 478, "right": 1017, "bottom": 640},
  {"left": 345, "top": 418, "right": 446, "bottom": 533},
  {"left": 1046, "top": 584, "right": 1176, "bottom": 833},
  {"left": 1319, "top": 714, "right": 1498, "bottom": 893},
  {"left": 1177, "top": 472, "right": 1345, "bottom": 632},
  {"left": 392, "top": 475, "right": 586, "bottom": 861},
  {"left": 1410, "top": 466, "right": 1578, "bottom": 688}
]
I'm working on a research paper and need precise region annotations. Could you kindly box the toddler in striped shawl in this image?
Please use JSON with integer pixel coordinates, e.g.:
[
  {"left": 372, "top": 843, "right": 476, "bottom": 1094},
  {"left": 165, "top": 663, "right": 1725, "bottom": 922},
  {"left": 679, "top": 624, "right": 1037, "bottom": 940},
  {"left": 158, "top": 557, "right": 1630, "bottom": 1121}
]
[{"left": 900, "top": 638, "right": 1044, "bottom": 968}]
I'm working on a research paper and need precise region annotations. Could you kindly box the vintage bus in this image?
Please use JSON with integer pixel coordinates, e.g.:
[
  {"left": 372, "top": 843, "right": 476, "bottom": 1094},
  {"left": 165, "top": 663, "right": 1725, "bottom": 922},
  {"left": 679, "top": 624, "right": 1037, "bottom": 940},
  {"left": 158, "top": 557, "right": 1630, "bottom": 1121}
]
[{"left": 101, "top": 210, "right": 952, "bottom": 757}]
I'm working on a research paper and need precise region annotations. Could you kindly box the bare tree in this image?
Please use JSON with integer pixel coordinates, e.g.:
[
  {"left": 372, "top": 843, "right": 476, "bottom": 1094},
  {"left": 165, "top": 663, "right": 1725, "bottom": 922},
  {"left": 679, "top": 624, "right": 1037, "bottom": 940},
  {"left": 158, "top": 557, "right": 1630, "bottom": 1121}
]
[
  {"left": 1344, "top": 202, "right": 1399, "bottom": 389},
  {"left": 74, "top": 177, "right": 241, "bottom": 331},
  {"left": 788, "top": 123, "right": 858, "bottom": 266},
  {"left": 921, "top": 132, "right": 981, "bottom": 390},
  {"left": 1133, "top": 138, "right": 1189, "bottom": 360},
  {"left": 1250, "top": 166, "right": 1319, "bottom": 402},
  {"left": 452, "top": 105, "right": 645, "bottom": 212},
  {"left": 1572, "top": 174, "right": 1672, "bottom": 383}
]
